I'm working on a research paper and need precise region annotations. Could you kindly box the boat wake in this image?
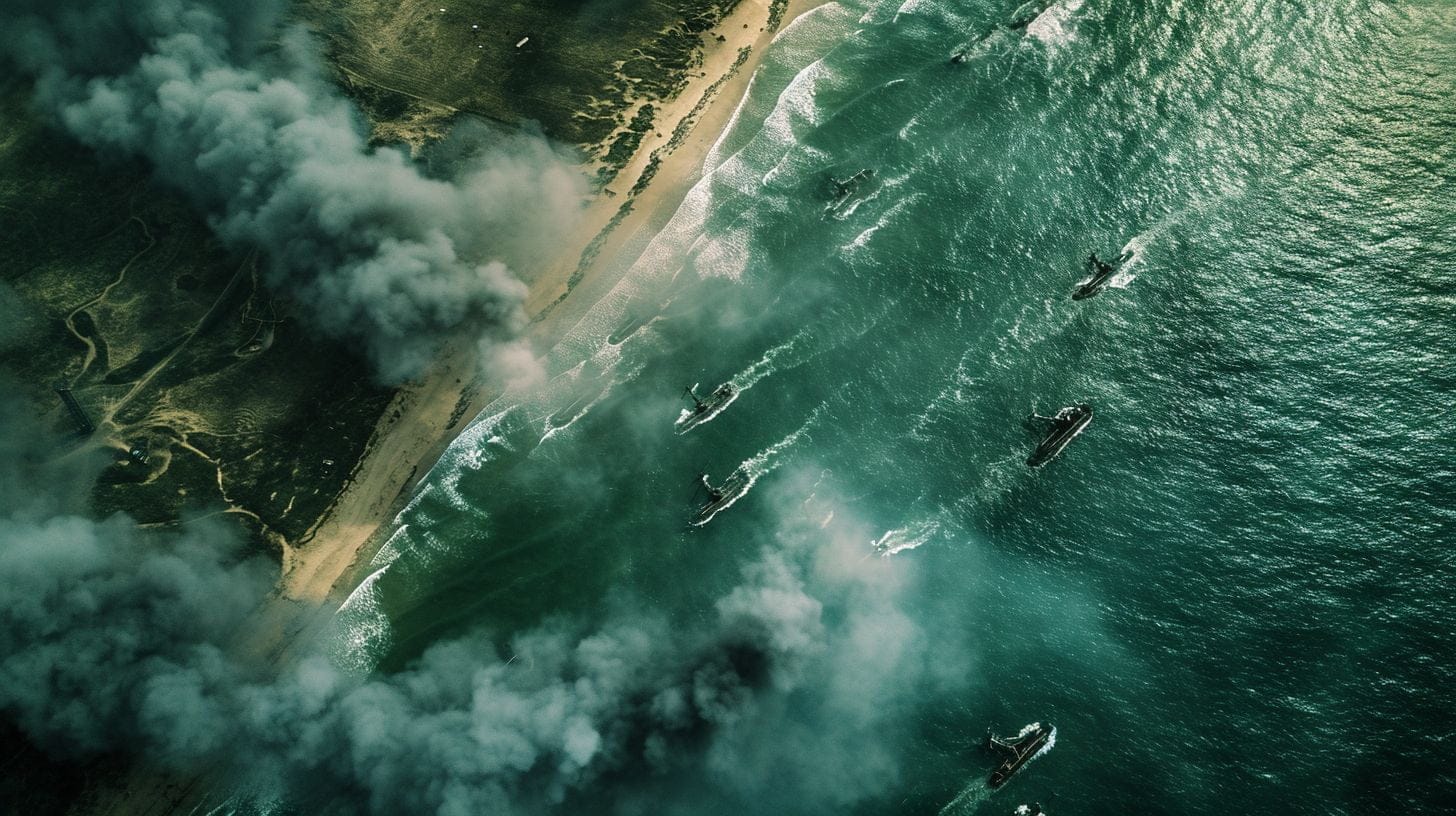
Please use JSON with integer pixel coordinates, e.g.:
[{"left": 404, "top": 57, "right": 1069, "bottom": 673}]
[
  {"left": 871, "top": 518, "right": 940, "bottom": 557},
  {"left": 693, "top": 405, "right": 825, "bottom": 527},
  {"left": 1013, "top": 722, "right": 1058, "bottom": 763},
  {"left": 937, "top": 779, "right": 991, "bottom": 816},
  {"left": 939, "top": 724, "right": 1057, "bottom": 815},
  {"left": 1108, "top": 237, "right": 1145, "bottom": 289},
  {"left": 1025, "top": 0, "right": 1085, "bottom": 48}
]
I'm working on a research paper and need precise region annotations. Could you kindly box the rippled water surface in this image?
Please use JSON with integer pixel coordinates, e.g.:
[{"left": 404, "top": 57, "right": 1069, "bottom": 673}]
[{"left": 336, "top": 1, "right": 1456, "bottom": 812}]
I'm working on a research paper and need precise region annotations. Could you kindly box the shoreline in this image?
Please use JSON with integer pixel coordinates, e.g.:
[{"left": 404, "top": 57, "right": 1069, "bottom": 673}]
[
  {"left": 88, "top": 4, "right": 827, "bottom": 809},
  {"left": 276, "top": 0, "right": 823, "bottom": 621}
]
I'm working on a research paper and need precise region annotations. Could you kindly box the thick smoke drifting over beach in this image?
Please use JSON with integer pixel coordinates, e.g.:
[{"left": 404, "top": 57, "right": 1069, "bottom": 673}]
[
  {"left": 0, "top": 0, "right": 582, "bottom": 380},
  {"left": 0, "top": 386, "right": 954, "bottom": 813}
]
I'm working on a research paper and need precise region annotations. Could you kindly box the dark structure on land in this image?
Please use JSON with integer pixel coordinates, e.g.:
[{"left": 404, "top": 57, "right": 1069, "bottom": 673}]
[{"left": 54, "top": 385, "right": 95, "bottom": 436}]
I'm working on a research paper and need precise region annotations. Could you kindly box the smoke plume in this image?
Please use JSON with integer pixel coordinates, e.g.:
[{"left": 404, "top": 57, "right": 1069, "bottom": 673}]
[
  {"left": 1, "top": 0, "right": 584, "bottom": 381},
  {"left": 0, "top": 386, "right": 958, "bottom": 813},
  {"left": 0, "top": 5, "right": 965, "bottom": 811}
]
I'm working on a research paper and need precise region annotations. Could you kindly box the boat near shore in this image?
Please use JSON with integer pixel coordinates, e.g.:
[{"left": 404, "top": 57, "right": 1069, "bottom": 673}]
[{"left": 676, "top": 382, "right": 738, "bottom": 434}]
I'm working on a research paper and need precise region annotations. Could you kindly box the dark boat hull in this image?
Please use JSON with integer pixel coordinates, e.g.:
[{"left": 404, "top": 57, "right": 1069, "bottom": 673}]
[
  {"left": 676, "top": 385, "right": 738, "bottom": 434},
  {"left": 1071, "top": 271, "right": 1114, "bottom": 300},
  {"left": 987, "top": 722, "right": 1056, "bottom": 788},
  {"left": 1026, "top": 406, "right": 1092, "bottom": 467},
  {"left": 1071, "top": 250, "right": 1131, "bottom": 300}
]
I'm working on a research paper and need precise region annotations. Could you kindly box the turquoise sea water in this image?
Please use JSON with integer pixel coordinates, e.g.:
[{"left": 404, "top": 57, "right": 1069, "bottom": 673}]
[{"left": 335, "top": 1, "right": 1455, "bottom": 812}]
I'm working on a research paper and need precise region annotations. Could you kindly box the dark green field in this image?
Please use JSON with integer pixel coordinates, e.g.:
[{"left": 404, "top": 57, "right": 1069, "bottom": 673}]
[
  {"left": 302, "top": 0, "right": 741, "bottom": 162},
  {"left": 0, "top": 82, "right": 394, "bottom": 555}
]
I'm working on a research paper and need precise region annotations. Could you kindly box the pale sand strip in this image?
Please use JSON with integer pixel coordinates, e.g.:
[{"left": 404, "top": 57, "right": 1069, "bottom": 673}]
[
  {"left": 89, "top": 5, "right": 830, "bottom": 811},
  {"left": 278, "top": 0, "right": 824, "bottom": 613}
]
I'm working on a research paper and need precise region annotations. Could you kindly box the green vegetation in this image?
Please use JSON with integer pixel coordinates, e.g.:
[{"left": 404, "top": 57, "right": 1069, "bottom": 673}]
[
  {"left": 0, "top": 83, "right": 395, "bottom": 555},
  {"left": 301, "top": 0, "right": 742, "bottom": 159}
]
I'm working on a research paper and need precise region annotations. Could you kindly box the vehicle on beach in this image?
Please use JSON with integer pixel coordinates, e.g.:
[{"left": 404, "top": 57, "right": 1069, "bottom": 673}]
[
  {"left": 986, "top": 722, "right": 1056, "bottom": 788},
  {"left": 1026, "top": 404, "right": 1092, "bottom": 467},
  {"left": 676, "top": 382, "right": 738, "bottom": 434},
  {"left": 1071, "top": 250, "right": 1132, "bottom": 300}
]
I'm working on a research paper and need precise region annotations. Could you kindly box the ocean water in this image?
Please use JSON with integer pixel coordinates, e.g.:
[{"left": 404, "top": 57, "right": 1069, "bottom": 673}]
[{"left": 333, "top": 1, "right": 1456, "bottom": 813}]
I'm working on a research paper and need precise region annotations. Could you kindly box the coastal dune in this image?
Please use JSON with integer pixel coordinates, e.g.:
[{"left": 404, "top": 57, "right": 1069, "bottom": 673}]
[
  {"left": 79, "top": 4, "right": 830, "bottom": 812},
  {"left": 281, "top": 0, "right": 823, "bottom": 613}
]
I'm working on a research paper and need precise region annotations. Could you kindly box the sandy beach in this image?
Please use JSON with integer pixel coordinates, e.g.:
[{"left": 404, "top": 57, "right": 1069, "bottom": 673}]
[
  {"left": 84, "top": 5, "right": 823, "bottom": 812},
  {"left": 278, "top": 0, "right": 823, "bottom": 616}
]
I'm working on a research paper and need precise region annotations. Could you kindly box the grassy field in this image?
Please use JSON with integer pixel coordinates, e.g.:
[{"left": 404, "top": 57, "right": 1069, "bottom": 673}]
[
  {"left": 302, "top": 0, "right": 742, "bottom": 169},
  {"left": 0, "top": 82, "right": 395, "bottom": 554}
]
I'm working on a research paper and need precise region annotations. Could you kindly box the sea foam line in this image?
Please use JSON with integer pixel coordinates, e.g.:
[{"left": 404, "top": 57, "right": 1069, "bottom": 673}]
[{"left": 694, "top": 404, "right": 826, "bottom": 526}]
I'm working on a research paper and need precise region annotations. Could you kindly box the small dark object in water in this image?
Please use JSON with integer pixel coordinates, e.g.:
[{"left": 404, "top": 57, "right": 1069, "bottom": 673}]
[
  {"left": 986, "top": 722, "right": 1055, "bottom": 788},
  {"left": 1026, "top": 404, "right": 1091, "bottom": 467},
  {"left": 1072, "top": 250, "right": 1131, "bottom": 300},
  {"left": 825, "top": 169, "right": 874, "bottom": 214},
  {"left": 677, "top": 382, "right": 738, "bottom": 434}
]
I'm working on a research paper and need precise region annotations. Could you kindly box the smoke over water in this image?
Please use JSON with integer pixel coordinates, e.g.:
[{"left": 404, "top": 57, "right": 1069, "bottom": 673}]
[
  {"left": 0, "top": 2, "right": 982, "bottom": 812},
  {"left": 1, "top": 0, "right": 584, "bottom": 380},
  {"left": 0, "top": 381, "right": 959, "bottom": 812}
]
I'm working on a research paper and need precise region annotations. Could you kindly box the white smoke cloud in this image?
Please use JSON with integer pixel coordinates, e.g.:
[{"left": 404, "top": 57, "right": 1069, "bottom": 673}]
[
  {"left": 0, "top": 384, "right": 963, "bottom": 814},
  {"left": 1, "top": 0, "right": 583, "bottom": 381}
]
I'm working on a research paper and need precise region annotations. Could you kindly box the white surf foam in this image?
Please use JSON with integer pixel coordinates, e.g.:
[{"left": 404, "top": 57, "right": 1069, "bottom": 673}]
[
  {"left": 871, "top": 519, "right": 941, "bottom": 557},
  {"left": 1026, "top": 0, "right": 1086, "bottom": 48},
  {"left": 331, "top": 564, "right": 395, "bottom": 672},
  {"left": 693, "top": 405, "right": 825, "bottom": 526},
  {"left": 842, "top": 192, "right": 920, "bottom": 252}
]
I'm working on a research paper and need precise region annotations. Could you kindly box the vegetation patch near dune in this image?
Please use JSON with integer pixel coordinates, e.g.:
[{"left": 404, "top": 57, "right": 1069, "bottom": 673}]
[
  {"left": 301, "top": 0, "right": 744, "bottom": 162},
  {"left": 0, "top": 84, "right": 394, "bottom": 556}
]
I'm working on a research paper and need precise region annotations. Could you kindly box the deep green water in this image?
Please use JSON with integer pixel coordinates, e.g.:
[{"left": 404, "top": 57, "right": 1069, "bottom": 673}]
[{"left": 337, "top": 1, "right": 1456, "bottom": 812}]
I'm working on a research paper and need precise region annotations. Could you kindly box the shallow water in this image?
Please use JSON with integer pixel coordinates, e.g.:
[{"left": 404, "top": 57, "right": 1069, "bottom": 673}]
[{"left": 334, "top": 1, "right": 1456, "bottom": 812}]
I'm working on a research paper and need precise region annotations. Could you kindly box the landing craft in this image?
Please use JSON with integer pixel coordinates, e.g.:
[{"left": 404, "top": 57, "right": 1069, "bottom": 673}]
[
  {"left": 949, "top": 0, "right": 1056, "bottom": 62},
  {"left": 825, "top": 169, "right": 874, "bottom": 215},
  {"left": 986, "top": 722, "right": 1056, "bottom": 788},
  {"left": 546, "top": 394, "right": 591, "bottom": 430},
  {"left": 607, "top": 311, "right": 650, "bottom": 345},
  {"left": 693, "top": 471, "right": 747, "bottom": 526},
  {"left": 1071, "top": 250, "right": 1131, "bottom": 300},
  {"left": 1026, "top": 404, "right": 1091, "bottom": 467},
  {"left": 676, "top": 382, "right": 738, "bottom": 434}
]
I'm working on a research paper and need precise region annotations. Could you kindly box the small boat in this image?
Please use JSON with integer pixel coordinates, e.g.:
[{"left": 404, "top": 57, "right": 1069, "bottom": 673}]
[
  {"left": 607, "top": 311, "right": 650, "bottom": 345},
  {"left": 949, "top": 0, "right": 1056, "bottom": 62},
  {"left": 1012, "top": 804, "right": 1047, "bottom": 816},
  {"left": 693, "top": 471, "right": 748, "bottom": 526},
  {"left": 1071, "top": 250, "right": 1131, "bottom": 300},
  {"left": 1026, "top": 404, "right": 1091, "bottom": 467},
  {"left": 824, "top": 169, "right": 874, "bottom": 215},
  {"left": 675, "top": 382, "right": 738, "bottom": 434},
  {"left": 546, "top": 394, "right": 591, "bottom": 430},
  {"left": 987, "top": 722, "right": 1056, "bottom": 788}
]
